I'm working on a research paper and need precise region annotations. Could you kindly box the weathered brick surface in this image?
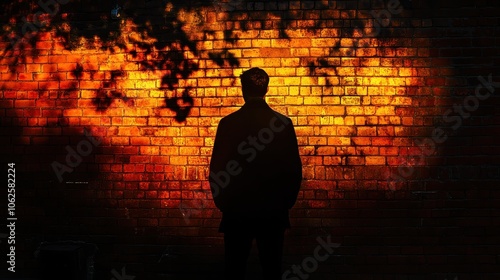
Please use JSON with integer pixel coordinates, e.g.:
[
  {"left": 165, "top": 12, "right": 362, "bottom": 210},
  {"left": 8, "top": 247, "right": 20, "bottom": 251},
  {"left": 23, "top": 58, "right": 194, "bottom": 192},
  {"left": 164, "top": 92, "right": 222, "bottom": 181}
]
[{"left": 1, "top": 0, "right": 500, "bottom": 279}]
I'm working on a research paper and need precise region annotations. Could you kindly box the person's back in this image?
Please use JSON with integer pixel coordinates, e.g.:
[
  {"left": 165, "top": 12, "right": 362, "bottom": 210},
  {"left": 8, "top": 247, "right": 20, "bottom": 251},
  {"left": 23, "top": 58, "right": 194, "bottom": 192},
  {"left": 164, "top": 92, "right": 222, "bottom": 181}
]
[{"left": 209, "top": 67, "right": 302, "bottom": 280}]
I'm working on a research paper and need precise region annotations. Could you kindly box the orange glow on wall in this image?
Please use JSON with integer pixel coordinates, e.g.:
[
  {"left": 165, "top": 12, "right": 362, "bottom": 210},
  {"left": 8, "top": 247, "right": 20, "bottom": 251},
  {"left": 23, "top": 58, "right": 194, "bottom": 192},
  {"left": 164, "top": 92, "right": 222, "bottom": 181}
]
[
  {"left": 4, "top": 1, "right": 500, "bottom": 278},
  {"left": 0, "top": 2, "right": 444, "bottom": 211}
]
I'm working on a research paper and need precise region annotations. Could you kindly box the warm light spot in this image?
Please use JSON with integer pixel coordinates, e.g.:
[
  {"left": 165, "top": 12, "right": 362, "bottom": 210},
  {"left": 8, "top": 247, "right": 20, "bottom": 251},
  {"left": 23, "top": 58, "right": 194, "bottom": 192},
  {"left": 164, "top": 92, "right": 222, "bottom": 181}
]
[{"left": 0, "top": 3, "right": 437, "bottom": 197}]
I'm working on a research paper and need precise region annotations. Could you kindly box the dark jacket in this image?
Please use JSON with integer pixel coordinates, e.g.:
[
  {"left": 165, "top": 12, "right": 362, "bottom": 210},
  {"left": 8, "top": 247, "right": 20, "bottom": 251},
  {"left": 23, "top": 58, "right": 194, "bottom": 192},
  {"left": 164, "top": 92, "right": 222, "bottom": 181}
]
[{"left": 209, "top": 98, "right": 302, "bottom": 232}]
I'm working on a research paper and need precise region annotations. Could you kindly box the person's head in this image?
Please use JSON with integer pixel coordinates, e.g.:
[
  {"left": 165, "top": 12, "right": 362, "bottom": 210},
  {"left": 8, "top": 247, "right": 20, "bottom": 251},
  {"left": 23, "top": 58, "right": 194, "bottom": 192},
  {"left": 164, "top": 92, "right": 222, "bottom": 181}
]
[{"left": 240, "top": 67, "right": 269, "bottom": 101}]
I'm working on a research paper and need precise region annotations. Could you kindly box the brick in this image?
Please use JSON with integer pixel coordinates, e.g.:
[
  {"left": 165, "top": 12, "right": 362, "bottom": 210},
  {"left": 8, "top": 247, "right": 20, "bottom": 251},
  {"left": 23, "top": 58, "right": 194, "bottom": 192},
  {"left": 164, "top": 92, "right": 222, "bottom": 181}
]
[
  {"left": 366, "top": 156, "right": 386, "bottom": 165},
  {"left": 291, "top": 48, "right": 310, "bottom": 56},
  {"left": 179, "top": 147, "right": 199, "bottom": 155},
  {"left": 14, "top": 100, "right": 36, "bottom": 107},
  {"left": 169, "top": 156, "right": 187, "bottom": 165},
  {"left": 1, "top": 3, "right": 500, "bottom": 277},
  {"left": 130, "top": 137, "right": 150, "bottom": 145},
  {"left": 251, "top": 39, "right": 271, "bottom": 47},
  {"left": 111, "top": 137, "right": 129, "bottom": 146},
  {"left": 259, "top": 48, "right": 291, "bottom": 57}
]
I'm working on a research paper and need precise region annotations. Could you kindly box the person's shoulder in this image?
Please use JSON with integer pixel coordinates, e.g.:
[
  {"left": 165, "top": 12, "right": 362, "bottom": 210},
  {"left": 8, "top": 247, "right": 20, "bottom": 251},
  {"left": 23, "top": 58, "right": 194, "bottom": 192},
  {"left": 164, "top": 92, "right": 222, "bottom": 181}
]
[
  {"left": 270, "top": 109, "right": 293, "bottom": 126},
  {"left": 270, "top": 109, "right": 288, "bottom": 119},
  {"left": 218, "top": 107, "right": 244, "bottom": 125}
]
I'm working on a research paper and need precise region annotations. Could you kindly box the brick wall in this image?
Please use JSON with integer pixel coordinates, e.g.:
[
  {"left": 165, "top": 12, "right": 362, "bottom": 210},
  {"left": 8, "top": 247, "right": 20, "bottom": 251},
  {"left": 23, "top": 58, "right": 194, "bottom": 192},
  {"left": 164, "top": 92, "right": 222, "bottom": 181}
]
[{"left": 1, "top": 0, "right": 499, "bottom": 279}]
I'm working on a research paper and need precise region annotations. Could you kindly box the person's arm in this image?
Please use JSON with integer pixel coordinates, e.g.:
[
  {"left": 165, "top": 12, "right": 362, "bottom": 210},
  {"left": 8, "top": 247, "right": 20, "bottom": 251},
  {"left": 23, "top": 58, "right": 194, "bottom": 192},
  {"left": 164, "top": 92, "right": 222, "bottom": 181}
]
[
  {"left": 209, "top": 118, "right": 229, "bottom": 211},
  {"left": 283, "top": 119, "right": 302, "bottom": 209}
]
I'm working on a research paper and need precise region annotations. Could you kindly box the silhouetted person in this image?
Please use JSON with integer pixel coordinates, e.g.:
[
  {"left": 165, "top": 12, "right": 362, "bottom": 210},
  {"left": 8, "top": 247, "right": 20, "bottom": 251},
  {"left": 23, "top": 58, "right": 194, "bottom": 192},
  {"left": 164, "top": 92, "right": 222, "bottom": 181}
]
[{"left": 209, "top": 67, "right": 302, "bottom": 280}]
